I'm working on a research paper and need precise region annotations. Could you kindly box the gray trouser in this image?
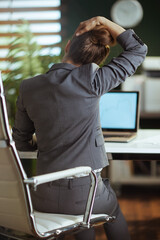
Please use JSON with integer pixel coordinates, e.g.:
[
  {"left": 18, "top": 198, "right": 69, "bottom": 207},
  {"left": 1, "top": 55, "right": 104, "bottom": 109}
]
[
  {"left": 32, "top": 174, "right": 130, "bottom": 240},
  {"left": 32, "top": 173, "right": 118, "bottom": 215}
]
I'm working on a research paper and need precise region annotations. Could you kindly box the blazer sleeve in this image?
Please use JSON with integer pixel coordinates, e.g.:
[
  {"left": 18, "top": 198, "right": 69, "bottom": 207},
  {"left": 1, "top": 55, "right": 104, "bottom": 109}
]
[
  {"left": 12, "top": 81, "right": 37, "bottom": 151},
  {"left": 90, "top": 29, "right": 148, "bottom": 96}
]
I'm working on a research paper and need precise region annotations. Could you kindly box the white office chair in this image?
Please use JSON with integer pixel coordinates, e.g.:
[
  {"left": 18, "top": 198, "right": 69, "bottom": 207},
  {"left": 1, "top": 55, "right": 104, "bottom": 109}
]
[{"left": 0, "top": 73, "right": 115, "bottom": 240}]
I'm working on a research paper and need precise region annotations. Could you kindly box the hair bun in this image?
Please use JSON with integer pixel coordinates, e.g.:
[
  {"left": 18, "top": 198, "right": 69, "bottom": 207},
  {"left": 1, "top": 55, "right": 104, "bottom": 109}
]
[{"left": 90, "top": 25, "right": 114, "bottom": 47}]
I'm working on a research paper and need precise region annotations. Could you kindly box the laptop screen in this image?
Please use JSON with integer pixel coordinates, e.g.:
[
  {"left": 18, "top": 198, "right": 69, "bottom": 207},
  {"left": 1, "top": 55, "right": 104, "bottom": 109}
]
[{"left": 99, "top": 91, "right": 139, "bottom": 131}]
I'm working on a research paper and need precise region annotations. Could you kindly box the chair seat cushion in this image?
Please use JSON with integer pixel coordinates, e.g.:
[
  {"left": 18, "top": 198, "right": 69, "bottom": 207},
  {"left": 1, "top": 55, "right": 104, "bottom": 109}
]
[{"left": 34, "top": 211, "right": 108, "bottom": 233}]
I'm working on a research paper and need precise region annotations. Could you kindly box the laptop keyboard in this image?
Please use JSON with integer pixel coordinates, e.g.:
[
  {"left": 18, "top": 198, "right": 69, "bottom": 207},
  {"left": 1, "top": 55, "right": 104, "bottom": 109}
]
[{"left": 104, "top": 134, "right": 132, "bottom": 138}]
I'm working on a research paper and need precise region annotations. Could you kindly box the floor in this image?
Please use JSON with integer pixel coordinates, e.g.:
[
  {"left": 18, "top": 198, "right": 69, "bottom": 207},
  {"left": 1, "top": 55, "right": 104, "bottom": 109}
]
[{"left": 118, "top": 185, "right": 160, "bottom": 240}]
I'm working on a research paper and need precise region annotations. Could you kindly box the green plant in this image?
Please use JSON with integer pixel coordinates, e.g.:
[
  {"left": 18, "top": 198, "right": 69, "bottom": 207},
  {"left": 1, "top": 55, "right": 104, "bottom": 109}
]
[{"left": 2, "top": 22, "right": 63, "bottom": 125}]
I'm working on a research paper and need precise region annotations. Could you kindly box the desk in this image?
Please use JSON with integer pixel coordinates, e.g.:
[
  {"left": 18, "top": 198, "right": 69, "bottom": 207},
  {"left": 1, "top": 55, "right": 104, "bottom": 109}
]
[
  {"left": 18, "top": 129, "right": 160, "bottom": 189},
  {"left": 18, "top": 150, "right": 38, "bottom": 159},
  {"left": 105, "top": 129, "right": 160, "bottom": 160},
  {"left": 18, "top": 129, "right": 160, "bottom": 160},
  {"left": 104, "top": 129, "right": 160, "bottom": 188}
]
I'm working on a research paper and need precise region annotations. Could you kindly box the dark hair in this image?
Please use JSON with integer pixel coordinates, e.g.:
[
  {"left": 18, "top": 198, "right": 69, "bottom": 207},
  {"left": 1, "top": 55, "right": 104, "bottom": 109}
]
[{"left": 67, "top": 26, "right": 113, "bottom": 65}]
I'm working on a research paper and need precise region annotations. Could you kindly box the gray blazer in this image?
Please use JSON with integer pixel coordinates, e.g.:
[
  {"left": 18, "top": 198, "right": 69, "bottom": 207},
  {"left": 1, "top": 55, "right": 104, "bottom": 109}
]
[{"left": 13, "top": 29, "right": 147, "bottom": 174}]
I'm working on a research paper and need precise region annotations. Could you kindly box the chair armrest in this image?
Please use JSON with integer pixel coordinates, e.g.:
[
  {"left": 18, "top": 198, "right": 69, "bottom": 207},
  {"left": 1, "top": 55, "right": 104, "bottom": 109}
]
[{"left": 24, "top": 166, "right": 91, "bottom": 187}]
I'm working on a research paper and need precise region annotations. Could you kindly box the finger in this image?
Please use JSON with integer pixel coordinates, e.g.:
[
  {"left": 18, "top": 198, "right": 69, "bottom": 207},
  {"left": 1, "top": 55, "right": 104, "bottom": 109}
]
[
  {"left": 75, "top": 21, "right": 91, "bottom": 36},
  {"left": 75, "top": 25, "right": 90, "bottom": 36},
  {"left": 75, "top": 17, "right": 102, "bottom": 36},
  {"left": 75, "top": 19, "right": 98, "bottom": 36}
]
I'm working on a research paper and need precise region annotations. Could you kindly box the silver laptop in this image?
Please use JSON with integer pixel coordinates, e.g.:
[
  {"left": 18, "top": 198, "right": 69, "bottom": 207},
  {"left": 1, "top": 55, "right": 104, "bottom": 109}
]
[{"left": 99, "top": 91, "right": 140, "bottom": 142}]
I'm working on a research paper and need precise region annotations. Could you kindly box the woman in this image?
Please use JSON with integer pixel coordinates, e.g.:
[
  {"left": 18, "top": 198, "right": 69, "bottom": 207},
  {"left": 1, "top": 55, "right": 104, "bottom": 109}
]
[{"left": 13, "top": 16, "right": 147, "bottom": 240}]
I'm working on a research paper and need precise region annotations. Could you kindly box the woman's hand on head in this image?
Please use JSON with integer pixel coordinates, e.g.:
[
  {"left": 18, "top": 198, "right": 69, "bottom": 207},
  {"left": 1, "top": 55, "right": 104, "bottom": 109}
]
[
  {"left": 75, "top": 16, "right": 104, "bottom": 36},
  {"left": 75, "top": 16, "right": 125, "bottom": 46}
]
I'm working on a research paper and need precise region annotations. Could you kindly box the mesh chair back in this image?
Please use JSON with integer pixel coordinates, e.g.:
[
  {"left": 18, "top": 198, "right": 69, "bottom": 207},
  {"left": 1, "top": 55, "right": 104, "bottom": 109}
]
[{"left": 0, "top": 73, "right": 34, "bottom": 235}]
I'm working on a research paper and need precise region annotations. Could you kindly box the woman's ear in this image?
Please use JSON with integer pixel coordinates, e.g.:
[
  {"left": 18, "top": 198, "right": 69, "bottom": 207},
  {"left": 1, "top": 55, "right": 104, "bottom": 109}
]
[{"left": 65, "top": 40, "right": 71, "bottom": 53}]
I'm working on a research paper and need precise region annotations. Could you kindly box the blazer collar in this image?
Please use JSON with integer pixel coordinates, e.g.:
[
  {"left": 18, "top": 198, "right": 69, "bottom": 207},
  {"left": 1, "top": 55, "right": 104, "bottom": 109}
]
[{"left": 47, "top": 63, "right": 77, "bottom": 73}]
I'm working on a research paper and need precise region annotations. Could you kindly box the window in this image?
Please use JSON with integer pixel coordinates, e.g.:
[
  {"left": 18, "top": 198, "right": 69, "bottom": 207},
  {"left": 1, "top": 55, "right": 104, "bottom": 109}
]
[{"left": 0, "top": 0, "right": 61, "bottom": 73}]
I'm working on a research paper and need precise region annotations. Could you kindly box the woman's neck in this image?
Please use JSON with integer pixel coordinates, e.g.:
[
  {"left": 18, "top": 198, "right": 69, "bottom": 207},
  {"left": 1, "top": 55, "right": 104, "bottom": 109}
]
[{"left": 62, "top": 56, "right": 80, "bottom": 67}]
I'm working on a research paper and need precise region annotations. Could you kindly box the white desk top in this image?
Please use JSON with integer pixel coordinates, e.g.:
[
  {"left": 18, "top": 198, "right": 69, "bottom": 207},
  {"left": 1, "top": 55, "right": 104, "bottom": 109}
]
[
  {"left": 105, "top": 129, "right": 160, "bottom": 154},
  {"left": 18, "top": 129, "right": 160, "bottom": 159}
]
